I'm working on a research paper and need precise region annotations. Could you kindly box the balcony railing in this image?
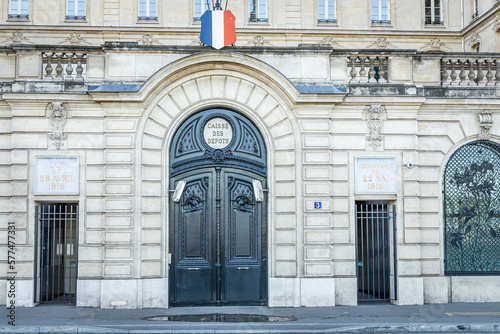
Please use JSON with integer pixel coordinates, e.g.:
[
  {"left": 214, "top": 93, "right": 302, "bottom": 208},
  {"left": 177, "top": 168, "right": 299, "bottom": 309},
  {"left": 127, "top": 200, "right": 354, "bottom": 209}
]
[
  {"left": 42, "top": 52, "right": 87, "bottom": 81},
  {"left": 441, "top": 58, "right": 500, "bottom": 86},
  {"left": 347, "top": 56, "right": 389, "bottom": 83}
]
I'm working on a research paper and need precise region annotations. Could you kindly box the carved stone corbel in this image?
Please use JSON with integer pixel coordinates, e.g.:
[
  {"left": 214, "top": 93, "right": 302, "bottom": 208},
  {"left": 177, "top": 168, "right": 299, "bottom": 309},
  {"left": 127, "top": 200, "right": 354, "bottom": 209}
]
[
  {"left": 477, "top": 110, "right": 494, "bottom": 141},
  {"left": 47, "top": 102, "right": 68, "bottom": 150},
  {"left": 363, "top": 104, "right": 387, "bottom": 150}
]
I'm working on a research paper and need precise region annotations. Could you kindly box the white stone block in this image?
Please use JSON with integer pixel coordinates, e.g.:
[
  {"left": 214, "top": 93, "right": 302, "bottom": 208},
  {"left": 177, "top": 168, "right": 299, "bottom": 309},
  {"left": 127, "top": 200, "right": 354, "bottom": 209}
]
[
  {"left": 274, "top": 135, "right": 295, "bottom": 150},
  {"left": 300, "top": 278, "right": 335, "bottom": 307},
  {"left": 101, "top": 279, "right": 137, "bottom": 308},
  {"left": 142, "top": 245, "right": 161, "bottom": 261},
  {"left": 18, "top": 54, "right": 41, "bottom": 78},
  {"left": 275, "top": 198, "right": 296, "bottom": 212},
  {"left": 397, "top": 277, "right": 424, "bottom": 305},
  {"left": 86, "top": 230, "right": 104, "bottom": 244},
  {"left": 305, "top": 246, "right": 331, "bottom": 260},
  {"left": 105, "top": 247, "right": 132, "bottom": 260},
  {"left": 142, "top": 278, "right": 169, "bottom": 308},
  {"left": 0, "top": 56, "right": 15, "bottom": 79},
  {"left": 423, "top": 277, "right": 449, "bottom": 304},
  {"left": 257, "top": 96, "right": 280, "bottom": 120},
  {"left": 268, "top": 277, "right": 300, "bottom": 307},
  {"left": 304, "top": 214, "right": 331, "bottom": 227},
  {"left": 142, "top": 197, "right": 161, "bottom": 213},
  {"left": 305, "top": 263, "right": 332, "bottom": 276},
  {"left": 275, "top": 261, "right": 297, "bottom": 277},
  {"left": 274, "top": 151, "right": 295, "bottom": 165},
  {"left": 105, "top": 215, "right": 132, "bottom": 228},
  {"left": 142, "top": 214, "right": 161, "bottom": 228},
  {"left": 305, "top": 231, "right": 332, "bottom": 244},
  {"left": 211, "top": 76, "right": 225, "bottom": 98},
  {"left": 77, "top": 279, "right": 101, "bottom": 307},
  {"left": 10, "top": 280, "right": 34, "bottom": 307},
  {"left": 106, "top": 167, "right": 133, "bottom": 180},
  {"left": 304, "top": 167, "right": 330, "bottom": 180},
  {"left": 301, "top": 56, "right": 329, "bottom": 80},
  {"left": 104, "top": 264, "right": 132, "bottom": 277},
  {"left": 335, "top": 277, "right": 357, "bottom": 306},
  {"left": 275, "top": 214, "right": 296, "bottom": 229},
  {"left": 105, "top": 231, "right": 132, "bottom": 243},
  {"left": 389, "top": 57, "right": 411, "bottom": 82},
  {"left": 276, "top": 182, "right": 295, "bottom": 196},
  {"left": 86, "top": 55, "right": 105, "bottom": 79},
  {"left": 451, "top": 276, "right": 500, "bottom": 302},
  {"left": 304, "top": 151, "right": 330, "bottom": 164}
]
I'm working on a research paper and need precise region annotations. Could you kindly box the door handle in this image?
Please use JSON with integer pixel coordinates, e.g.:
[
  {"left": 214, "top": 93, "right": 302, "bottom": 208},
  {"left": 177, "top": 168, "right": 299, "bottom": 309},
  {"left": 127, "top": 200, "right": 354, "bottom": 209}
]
[
  {"left": 187, "top": 267, "right": 201, "bottom": 271},
  {"left": 237, "top": 267, "right": 250, "bottom": 270}
]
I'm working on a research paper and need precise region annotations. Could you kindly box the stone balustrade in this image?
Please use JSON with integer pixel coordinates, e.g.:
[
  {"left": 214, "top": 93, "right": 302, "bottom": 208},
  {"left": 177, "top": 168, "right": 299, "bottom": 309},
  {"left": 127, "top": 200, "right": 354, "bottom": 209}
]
[
  {"left": 441, "top": 58, "right": 500, "bottom": 86},
  {"left": 347, "top": 55, "right": 389, "bottom": 83},
  {"left": 42, "top": 52, "right": 86, "bottom": 81}
]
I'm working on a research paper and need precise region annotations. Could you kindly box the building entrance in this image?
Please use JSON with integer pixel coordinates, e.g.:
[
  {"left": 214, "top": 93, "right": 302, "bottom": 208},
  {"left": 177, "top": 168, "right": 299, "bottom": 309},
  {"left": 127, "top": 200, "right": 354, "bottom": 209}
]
[
  {"left": 169, "top": 109, "right": 267, "bottom": 306},
  {"left": 35, "top": 203, "right": 78, "bottom": 304},
  {"left": 356, "top": 202, "right": 397, "bottom": 302}
]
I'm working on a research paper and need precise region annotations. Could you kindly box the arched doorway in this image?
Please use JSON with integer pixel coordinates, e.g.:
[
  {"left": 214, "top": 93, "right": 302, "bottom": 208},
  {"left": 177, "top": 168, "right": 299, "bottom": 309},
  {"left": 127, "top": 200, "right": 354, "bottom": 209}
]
[{"left": 169, "top": 109, "right": 268, "bottom": 306}]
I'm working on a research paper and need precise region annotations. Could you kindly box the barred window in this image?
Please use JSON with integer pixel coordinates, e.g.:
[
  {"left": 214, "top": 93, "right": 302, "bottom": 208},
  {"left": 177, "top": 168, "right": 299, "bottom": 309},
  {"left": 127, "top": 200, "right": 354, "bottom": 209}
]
[
  {"left": 371, "top": 0, "right": 389, "bottom": 24},
  {"left": 8, "top": 0, "right": 28, "bottom": 19},
  {"left": 67, "top": 0, "right": 86, "bottom": 20},
  {"left": 194, "top": 0, "right": 208, "bottom": 21},
  {"left": 425, "top": 0, "right": 442, "bottom": 25},
  {"left": 318, "top": 0, "right": 336, "bottom": 24},
  {"left": 249, "top": 0, "right": 267, "bottom": 23},
  {"left": 444, "top": 141, "right": 500, "bottom": 274},
  {"left": 138, "top": 0, "right": 157, "bottom": 21}
]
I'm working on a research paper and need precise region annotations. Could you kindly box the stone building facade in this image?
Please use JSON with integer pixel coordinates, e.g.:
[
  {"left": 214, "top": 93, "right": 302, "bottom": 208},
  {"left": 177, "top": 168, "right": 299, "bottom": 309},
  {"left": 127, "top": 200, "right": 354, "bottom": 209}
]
[{"left": 1, "top": 0, "right": 500, "bottom": 308}]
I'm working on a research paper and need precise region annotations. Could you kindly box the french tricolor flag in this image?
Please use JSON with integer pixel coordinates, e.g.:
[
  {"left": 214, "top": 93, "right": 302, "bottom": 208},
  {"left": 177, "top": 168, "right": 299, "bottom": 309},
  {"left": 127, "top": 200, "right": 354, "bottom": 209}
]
[{"left": 200, "top": 10, "right": 236, "bottom": 50}]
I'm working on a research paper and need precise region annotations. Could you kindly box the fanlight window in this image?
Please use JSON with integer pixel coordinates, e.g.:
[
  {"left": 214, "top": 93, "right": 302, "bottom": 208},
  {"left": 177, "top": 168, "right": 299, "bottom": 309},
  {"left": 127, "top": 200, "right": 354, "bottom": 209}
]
[{"left": 444, "top": 141, "right": 500, "bottom": 274}]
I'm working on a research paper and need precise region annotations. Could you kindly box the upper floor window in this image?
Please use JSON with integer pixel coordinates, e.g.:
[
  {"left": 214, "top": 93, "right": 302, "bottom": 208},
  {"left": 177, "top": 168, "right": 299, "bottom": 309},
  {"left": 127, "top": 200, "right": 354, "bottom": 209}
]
[
  {"left": 371, "top": 0, "right": 390, "bottom": 24},
  {"left": 249, "top": 0, "right": 268, "bottom": 23},
  {"left": 67, "top": 0, "right": 86, "bottom": 20},
  {"left": 8, "top": 0, "right": 28, "bottom": 19},
  {"left": 194, "top": 0, "right": 208, "bottom": 21},
  {"left": 425, "top": 0, "right": 442, "bottom": 25},
  {"left": 472, "top": 0, "right": 479, "bottom": 19},
  {"left": 138, "top": 0, "right": 157, "bottom": 21},
  {"left": 318, "top": 0, "right": 336, "bottom": 24},
  {"left": 444, "top": 141, "right": 500, "bottom": 275}
]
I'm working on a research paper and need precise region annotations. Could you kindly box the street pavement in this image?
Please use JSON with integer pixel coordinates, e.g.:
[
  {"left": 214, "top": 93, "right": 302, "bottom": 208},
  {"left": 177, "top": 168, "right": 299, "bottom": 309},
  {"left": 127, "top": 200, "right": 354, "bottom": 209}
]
[{"left": 2, "top": 302, "right": 500, "bottom": 333}]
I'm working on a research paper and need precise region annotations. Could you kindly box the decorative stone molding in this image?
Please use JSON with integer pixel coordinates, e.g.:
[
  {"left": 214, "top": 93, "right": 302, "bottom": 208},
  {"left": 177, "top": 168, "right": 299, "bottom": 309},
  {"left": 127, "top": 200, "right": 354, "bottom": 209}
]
[
  {"left": 363, "top": 104, "right": 387, "bottom": 150},
  {"left": 367, "top": 37, "right": 394, "bottom": 49},
  {"left": 420, "top": 38, "right": 451, "bottom": 51},
  {"left": 1, "top": 32, "right": 33, "bottom": 44},
  {"left": 468, "top": 31, "right": 481, "bottom": 49},
  {"left": 138, "top": 34, "right": 160, "bottom": 45},
  {"left": 319, "top": 36, "right": 344, "bottom": 48},
  {"left": 47, "top": 102, "right": 68, "bottom": 150},
  {"left": 494, "top": 14, "right": 500, "bottom": 33},
  {"left": 477, "top": 110, "right": 494, "bottom": 140},
  {"left": 59, "top": 33, "right": 91, "bottom": 45},
  {"left": 248, "top": 35, "right": 270, "bottom": 46}
]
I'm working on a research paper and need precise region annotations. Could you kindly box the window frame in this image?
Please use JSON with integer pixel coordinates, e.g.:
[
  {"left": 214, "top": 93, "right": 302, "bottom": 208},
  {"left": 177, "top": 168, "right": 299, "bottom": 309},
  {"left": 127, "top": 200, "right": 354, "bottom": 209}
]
[
  {"left": 138, "top": 0, "right": 158, "bottom": 21},
  {"left": 8, "top": 0, "right": 29, "bottom": 20},
  {"left": 425, "top": 0, "right": 443, "bottom": 25},
  {"left": 371, "top": 0, "right": 390, "bottom": 25},
  {"left": 472, "top": 0, "right": 479, "bottom": 19},
  {"left": 249, "top": 0, "right": 268, "bottom": 23},
  {"left": 66, "top": 0, "right": 86, "bottom": 21},
  {"left": 193, "top": 0, "right": 208, "bottom": 22},
  {"left": 318, "top": 0, "right": 337, "bottom": 24}
]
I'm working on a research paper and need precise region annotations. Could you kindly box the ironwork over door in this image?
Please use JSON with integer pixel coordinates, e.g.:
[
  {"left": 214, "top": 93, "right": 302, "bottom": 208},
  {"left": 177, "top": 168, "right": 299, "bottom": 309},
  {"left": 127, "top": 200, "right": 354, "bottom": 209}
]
[
  {"left": 169, "top": 109, "right": 267, "bottom": 306},
  {"left": 356, "top": 202, "right": 397, "bottom": 301},
  {"left": 35, "top": 203, "right": 78, "bottom": 304}
]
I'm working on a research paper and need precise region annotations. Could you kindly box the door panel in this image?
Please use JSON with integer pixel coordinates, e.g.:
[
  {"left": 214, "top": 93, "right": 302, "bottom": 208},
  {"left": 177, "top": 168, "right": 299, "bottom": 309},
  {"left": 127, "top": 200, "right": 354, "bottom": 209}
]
[
  {"left": 171, "top": 170, "right": 215, "bottom": 305},
  {"left": 170, "top": 168, "right": 266, "bottom": 306},
  {"left": 222, "top": 170, "right": 265, "bottom": 303}
]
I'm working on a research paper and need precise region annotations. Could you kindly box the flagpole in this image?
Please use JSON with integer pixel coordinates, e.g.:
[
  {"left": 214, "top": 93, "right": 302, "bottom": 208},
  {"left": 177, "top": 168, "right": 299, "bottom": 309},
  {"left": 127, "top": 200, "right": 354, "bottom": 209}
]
[{"left": 225, "top": 0, "right": 228, "bottom": 10}]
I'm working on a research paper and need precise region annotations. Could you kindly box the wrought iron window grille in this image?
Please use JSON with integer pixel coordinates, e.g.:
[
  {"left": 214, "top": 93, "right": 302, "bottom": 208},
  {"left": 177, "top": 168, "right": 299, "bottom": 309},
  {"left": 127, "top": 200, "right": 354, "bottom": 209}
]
[
  {"left": 318, "top": 19, "right": 337, "bottom": 24},
  {"left": 444, "top": 141, "right": 500, "bottom": 275},
  {"left": 371, "top": 20, "right": 391, "bottom": 24},
  {"left": 8, "top": 14, "right": 28, "bottom": 19},
  {"left": 138, "top": 16, "right": 158, "bottom": 21},
  {"left": 425, "top": 19, "right": 443, "bottom": 25},
  {"left": 65, "top": 15, "right": 86, "bottom": 20}
]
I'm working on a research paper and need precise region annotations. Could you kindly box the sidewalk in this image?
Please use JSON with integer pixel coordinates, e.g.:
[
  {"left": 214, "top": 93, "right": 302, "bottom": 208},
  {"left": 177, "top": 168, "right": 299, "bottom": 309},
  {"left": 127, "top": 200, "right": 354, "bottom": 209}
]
[{"left": 2, "top": 302, "right": 500, "bottom": 333}]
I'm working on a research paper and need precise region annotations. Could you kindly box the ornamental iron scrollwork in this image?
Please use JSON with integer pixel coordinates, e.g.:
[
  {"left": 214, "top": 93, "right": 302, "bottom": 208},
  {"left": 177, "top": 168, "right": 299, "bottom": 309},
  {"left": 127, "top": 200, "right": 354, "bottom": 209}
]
[{"left": 444, "top": 141, "right": 500, "bottom": 274}]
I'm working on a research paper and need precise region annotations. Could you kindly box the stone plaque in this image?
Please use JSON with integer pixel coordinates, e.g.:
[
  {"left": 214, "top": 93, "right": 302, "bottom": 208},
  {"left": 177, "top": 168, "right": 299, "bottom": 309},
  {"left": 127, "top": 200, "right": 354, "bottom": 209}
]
[
  {"left": 35, "top": 157, "right": 79, "bottom": 195},
  {"left": 355, "top": 157, "right": 396, "bottom": 194},
  {"left": 203, "top": 117, "right": 233, "bottom": 149}
]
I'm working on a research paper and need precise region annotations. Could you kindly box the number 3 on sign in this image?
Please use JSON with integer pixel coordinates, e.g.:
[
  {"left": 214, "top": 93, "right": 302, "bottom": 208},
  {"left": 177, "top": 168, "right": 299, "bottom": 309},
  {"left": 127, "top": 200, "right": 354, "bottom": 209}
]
[{"left": 314, "top": 202, "right": 322, "bottom": 209}]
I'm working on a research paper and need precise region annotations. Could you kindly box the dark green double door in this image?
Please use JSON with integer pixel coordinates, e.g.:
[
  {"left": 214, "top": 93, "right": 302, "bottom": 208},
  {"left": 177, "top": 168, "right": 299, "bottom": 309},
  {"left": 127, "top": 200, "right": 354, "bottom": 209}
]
[{"left": 169, "top": 167, "right": 267, "bottom": 306}]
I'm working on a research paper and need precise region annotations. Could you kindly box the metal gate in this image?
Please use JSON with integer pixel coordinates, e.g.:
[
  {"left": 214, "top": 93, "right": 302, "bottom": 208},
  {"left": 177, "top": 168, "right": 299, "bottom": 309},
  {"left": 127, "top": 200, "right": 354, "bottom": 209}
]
[
  {"left": 356, "top": 202, "right": 397, "bottom": 301},
  {"left": 35, "top": 203, "right": 78, "bottom": 304}
]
